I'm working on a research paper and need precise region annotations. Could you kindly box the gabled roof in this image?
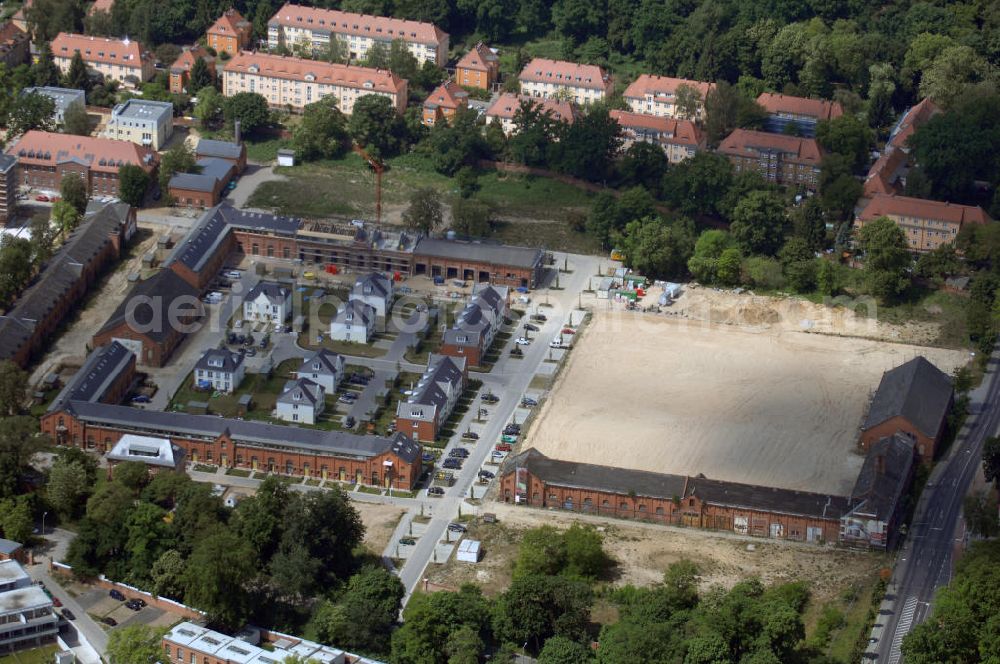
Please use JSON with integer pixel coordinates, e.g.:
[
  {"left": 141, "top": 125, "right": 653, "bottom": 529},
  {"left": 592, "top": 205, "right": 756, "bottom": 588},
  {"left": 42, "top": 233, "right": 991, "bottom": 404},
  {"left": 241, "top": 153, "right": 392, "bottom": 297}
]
[
  {"left": 168, "top": 171, "right": 219, "bottom": 193},
  {"left": 196, "top": 138, "right": 244, "bottom": 161},
  {"left": 208, "top": 8, "right": 250, "bottom": 37},
  {"left": 609, "top": 109, "right": 704, "bottom": 147},
  {"left": 278, "top": 378, "right": 323, "bottom": 406},
  {"left": 423, "top": 80, "right": 468, "bottom": 111},
  {"left": 268, "top": 3, "right": 447, "bottom": 46},
  {"left": 0, "top": 21, "right": 27, "bottom": 50},
  {"left": 888, "top": 97, "right": 940, "bottom": 152},
  {"left": 48, "top": 341, "right": 134, "bottom": 413},
  {"left": 223, "top": 52, "right": 406, "bottom": 97},
  {"left": 858, "top": 194, "right": 990, "bottom": 226},
  {"left": 518, "top": 58, "right": 611, "bottom": 91},
  {"left": 6, "top": 131, "right": 158, "bottom": 174},
  {"left": 96, "top": 270, "right": 201, "bottom": 342},
  {"left": 456, "top": 42, "right": 497, "bottom": 72},
  {"left": 756, "top": 92, "right": 844, "bottom": 121},
  {"left": 298, "top": 349, "right": 343, "bottom": 376},
  {"left": 863, "top": 356, "right": 953, "bottom": 438},
  {"left": 352, "top": 272, "right": 391, "bottom": 299},
  {"left": 170, "top": 46, "right": 215, "bottom": 75},
  {"left": 406, "top": 353, "right": 464, "bottom": 411},
  {"left": 863, "top": 148, "right": 908, "bottom": 198},
  {"left": 51, "top": 32, "right": 150, "bottom": 68},
  {"left": 332, "top": 300, "right": 374, "bottom": 327},
  {"left": 244, "top": 280, "right": 290, "bottom": 305},
  {"left": 164, "top": 206, "right": 232, "bottom": 273},
  {"left": 414, "top": 237, "right": 544, "bottom": 269},
  {"left": 717, "top": 129, "right": 822, "bottom": 167},
  {"left": 847, "top": 433, "right": 915, "bottom": 521},
  {"left": 485, "top": 92, "right": 575, "bottom": 124},
  {"left": 213, "top": 203, "right": 300, "bottom": 236},
  {"left": 194, "top": 348, "right": 244, "bottom": 374},
  {"left": 622, "top": 74, "right": 713, "bottom": 101}
]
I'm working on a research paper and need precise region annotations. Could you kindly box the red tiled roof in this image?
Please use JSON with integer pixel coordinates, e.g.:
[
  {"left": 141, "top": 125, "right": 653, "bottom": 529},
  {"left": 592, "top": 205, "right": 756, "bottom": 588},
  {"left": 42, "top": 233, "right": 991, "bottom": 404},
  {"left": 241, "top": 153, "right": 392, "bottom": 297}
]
[
  {"left": 51, "top": 32, "right": 149, "bottom": 69},
  {"left": 518, "top": 58, "right": 610, "bottom": 91},
  {"left": 456, "top": 42, "right": 497, "bottom": 72},
  {"left": 208, "top": 8, "right": 250, "bottom": 37},
  {"left": 88, "top": 0, "right": 114, "bottom": 16},
  {"left": 423, "top": 80, "right": 468, "bottom": 110},
  {"left": 485, "top": 92, "right": 575, "bottom": 123},
  {"left": 887, "top": 97, "right": 940, "bottom": 152},
  {"left": 717, "top": 128, "right": 822, "bottom": 165},
  {"left": 863, "top": 149, "right": 907, "bottom": 198},
  {"left": 0, "top": 21, "right": 26, "bottom": 48},
  {"left": 756, "top": 92, "right": 843, "bottom": 121},
  {"left": 224, "top": 51, "right": 406, "bottom": 95},
  {"left": 170, "top": 45, "right": 215, "bottom": 74},
  {"left": 609, "top": 110, "right": 704, "bottom": 147},
  {"left": 6, "top": 131, "right": 158, "bottom": 175},
  {"left": 623, "top": 74, "right": 713, "bottom": 101},
  {"left": 268, "top": 3, "right": 447, "bottom": 46},
  {"left": 858, "top": 194, "right": 990, "bottom": 226}
]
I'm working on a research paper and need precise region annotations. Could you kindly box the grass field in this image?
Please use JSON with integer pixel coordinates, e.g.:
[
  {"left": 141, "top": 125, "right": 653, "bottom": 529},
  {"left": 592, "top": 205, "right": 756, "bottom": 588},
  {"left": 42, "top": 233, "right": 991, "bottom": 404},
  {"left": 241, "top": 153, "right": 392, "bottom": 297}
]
[{"left": 0, "top": 645, "right": 60, "bottom": 664}]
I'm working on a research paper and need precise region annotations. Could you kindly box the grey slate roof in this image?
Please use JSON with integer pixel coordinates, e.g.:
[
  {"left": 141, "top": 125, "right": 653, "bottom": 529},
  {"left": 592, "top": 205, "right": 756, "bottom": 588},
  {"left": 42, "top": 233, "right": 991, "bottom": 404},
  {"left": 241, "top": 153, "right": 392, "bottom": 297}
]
[
  {"left": 685, "top": 476, "right": 849, "bottom": 521},
  {"left": 48, "top": 341, "right": 134, "bottom": 413},
  {"left": 443, "top": 284, "right": 505, "bottom": 347},
  {"left": 332, "top": 300, "right": 374, "bottom": 327},
  {"left": 214, "top": 204, "right": 300, "bottom": 236},
  {"left": 407, "top": 353, "right": 465, "bottom": 411},
  {"left": 169, "top": 172, "right": 218, "bottom": 193},
  {"left": 352, "top": 272, "right": 391, "bottom": 299},
  {"left": 278, "top": 378, "right": 323, "bottom": 406},
  {"left": 194, "top": 348, "right": 244, "bottom": 374},
  {"left": 196, "top": 138, "right": 244, "bottom": 160},
  {"left": 165, "top": 206, "right": 232, "bottom": 272},
  {"left": 0, "top": 153, "right": 16, "bottom": 173},
  {"left": 63, "top": 400, "right": 420, "bottom": 463},
  {"left": 298, "top": 349, "right": 342, "bottom": 376},
  {"left": 196, "top": 157, "right": 233, "bottom": 182},
  {"left": 96, "top": 270, "right": 201, "bottom": 342},
  {"left": 244, "top": 281, "right": 290, "bottom": 305},
  {"left": 0, "top": 538, "right": 21, "bottom": 555},
  {"left": 414, "top": 238, "right": 544, "bottom": 269},
  {"left": 863, "top": 357, "right": 953, "bottom": 438},
  {"left": 847, "top": 433, "right": 916, "bottom": 521}
]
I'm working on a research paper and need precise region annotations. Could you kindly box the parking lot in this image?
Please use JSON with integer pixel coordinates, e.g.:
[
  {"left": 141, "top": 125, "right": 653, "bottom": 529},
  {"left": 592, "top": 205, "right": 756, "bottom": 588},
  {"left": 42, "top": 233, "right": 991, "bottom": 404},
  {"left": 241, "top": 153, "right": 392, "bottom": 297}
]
[{"left": 73, "top": 587, "right": 181, "bottom": 632}]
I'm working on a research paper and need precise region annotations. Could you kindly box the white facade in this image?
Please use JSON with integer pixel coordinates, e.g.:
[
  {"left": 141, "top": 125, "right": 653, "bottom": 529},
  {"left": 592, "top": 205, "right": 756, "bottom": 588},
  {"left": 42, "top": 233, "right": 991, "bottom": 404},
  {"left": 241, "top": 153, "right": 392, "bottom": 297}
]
[
  {"left": 297, "top": 349, "right": 344, "bottom": 393},
  {"left": 243, "top": 281, "right": 291, "bottom": 323},
  {"left": 193, "top": 349, "right": 245, "bottom": 393},
  {"left": 276, "top": 379, "right": 325, "bottom": 425},
  {"left": 0, "top": 561, "right": 58, "bottom": 653},
  {"left": 350, "top": 272, "right": 392, "bottom": 318},
  {"left": 103, "top": 99, "right": 174, "bottom": 149},
  {"left": 329, "top": 301, "right": 375, "bottom": 343}
]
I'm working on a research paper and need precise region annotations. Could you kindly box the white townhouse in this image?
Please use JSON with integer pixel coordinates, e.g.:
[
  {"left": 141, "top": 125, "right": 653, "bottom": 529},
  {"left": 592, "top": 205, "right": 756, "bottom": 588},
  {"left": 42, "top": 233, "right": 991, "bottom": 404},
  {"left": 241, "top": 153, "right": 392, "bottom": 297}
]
[
  {"left": 193, "top": 348, "right": 245, "bottom": 393},
  {"left": 329, "top": 300, "right": 375, "bottom": 343},
  {"left": 351, "top": 272, "right": 393, "bottom": 318},
  {"left": 296, "top": 349, "right": 344, "bottom": 393},
  {"left": 243, "top": 280, "right": 292, "bottom": 323},
  {"left": 518, "top": 58, "right": 612, "bottom": 105},
  {"left": 276, "top": 378, "right": 325, "bottom": 425}
]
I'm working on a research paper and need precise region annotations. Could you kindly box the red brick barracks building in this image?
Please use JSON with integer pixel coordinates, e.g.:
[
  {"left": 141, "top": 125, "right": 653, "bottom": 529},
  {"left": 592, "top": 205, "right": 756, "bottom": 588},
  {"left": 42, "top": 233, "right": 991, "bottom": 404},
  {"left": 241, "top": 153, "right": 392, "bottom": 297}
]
[{"left": 42, "top": 345, "right": 423, "bottom": 489}]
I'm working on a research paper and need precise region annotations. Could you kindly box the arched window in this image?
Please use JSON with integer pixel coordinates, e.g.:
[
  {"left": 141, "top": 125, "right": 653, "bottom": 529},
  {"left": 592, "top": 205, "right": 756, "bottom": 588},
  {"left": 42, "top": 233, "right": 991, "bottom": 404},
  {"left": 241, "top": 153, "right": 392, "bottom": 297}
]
[
  {"left": 619, "top": 502, "right": 629, "bottom": 511},
  {"left": 602, "top": 499, "right": 610, "bottom": 508},
  {"left": 638, "top": 504, "right": 647, "bottom": 513},
  {"left": 655, "top": 506, "right": 665, "bottom": 516}
]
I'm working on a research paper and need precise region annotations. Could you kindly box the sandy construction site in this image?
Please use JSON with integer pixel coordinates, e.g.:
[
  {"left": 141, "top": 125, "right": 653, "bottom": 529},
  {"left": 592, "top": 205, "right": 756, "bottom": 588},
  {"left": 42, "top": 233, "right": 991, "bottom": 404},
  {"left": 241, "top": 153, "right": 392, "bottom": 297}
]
[{"left": 525, "top": 298, "right": 968, "bottom": 496}]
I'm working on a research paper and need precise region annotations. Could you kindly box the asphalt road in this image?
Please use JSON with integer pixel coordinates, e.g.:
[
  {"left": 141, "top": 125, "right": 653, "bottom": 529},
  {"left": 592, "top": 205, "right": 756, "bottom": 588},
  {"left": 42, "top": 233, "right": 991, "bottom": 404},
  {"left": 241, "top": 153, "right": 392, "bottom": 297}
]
[{"left": 868, "top": 345, "right": 1000, "bottom": 663}]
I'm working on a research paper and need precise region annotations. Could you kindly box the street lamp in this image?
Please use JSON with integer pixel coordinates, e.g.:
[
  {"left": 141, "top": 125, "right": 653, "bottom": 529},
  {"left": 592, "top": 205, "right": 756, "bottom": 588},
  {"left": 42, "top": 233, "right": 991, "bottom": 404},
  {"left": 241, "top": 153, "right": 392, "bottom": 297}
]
[{"left": 41, "top": 511, "right": 47, "bottom": 537}]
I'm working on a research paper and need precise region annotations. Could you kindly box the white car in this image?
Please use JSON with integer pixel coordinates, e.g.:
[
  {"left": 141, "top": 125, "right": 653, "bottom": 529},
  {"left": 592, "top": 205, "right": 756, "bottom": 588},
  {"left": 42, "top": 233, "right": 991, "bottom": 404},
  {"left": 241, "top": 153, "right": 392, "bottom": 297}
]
[
  {"left": 515, "top": 337, "right": 531, "bottom": 345},
  {"left": 223, "top": 270, "right": 242, "bottom": 279},
  {"left": 491, "top": 450, "right": 506, "bottom": 460},
  {"left": 234, "top": 320, "right": 243, "bottom": 330},
  {"left": 549, "top": 340, "right": 567, "bottom": 349}
]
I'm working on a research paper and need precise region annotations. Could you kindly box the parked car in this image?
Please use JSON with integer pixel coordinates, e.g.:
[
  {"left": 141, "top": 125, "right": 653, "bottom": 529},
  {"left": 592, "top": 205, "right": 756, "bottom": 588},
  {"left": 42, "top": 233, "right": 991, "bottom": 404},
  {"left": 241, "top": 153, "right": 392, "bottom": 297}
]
[
  {"left": 491, "top": 451, "right": 506, "bottom": 461},
  {"left": 515, "top": 337, "right": 531, "bottom": 345},
  {"left": 442, "top": 458, "right": 462, "bottom": 469},
  {"left": 530, "top": 313, "right": 547, "bottom": 322},
  {"left": 130, "top": 395, "right": 151, "bottom": 404},
  {"left": 345, "top": 416, "right": 356, "bottom": 428},
  {"left": 561, "top": 328, "right": 576, "bottom": 335},
  {"left": 478, "top": 470, "right": 495, "bottom": 480},
  {"left": 338, "top": 394, "right": 356, "bottom": 404},
  {"left": 421, "top": 452, "right": 436, "bottom": 462},
  {"left": 427, "top": 487, "right": 445, "bottom": 496},
  {"left": 223, "top": 270, "right": 241, "bottom": 279},
  {"left": 101, "top": 617, "right": 117, "bottom": 627},
  {"left": 460, "top": 431, "right": 479, "bottom": 440},
  {"left": 447, "top": 523, "right": 467, "bottom": 533},
  {"left": 501, "top": 435, "right": 517, "bottom": 444},
  {"left": 503, "top": 424, "right": 521, "bottom": 435},
  {"left": 399, "top": 537, "right": 416, "bottom": 546},
  {"left": 52, "top": 596, "right": 62, "bottom": 607},
  {"left": 549, "top": 340, "right": 568, "bottom": 349},
  {"left": 244, "top": 348, "right": 256, "bottom": 357},
  {"left": 523, "top": 323, "right": 539, "bottom": 332},
  {"left": 448, "top": 448, "right": 469, "bottom": 458},
  {"left": 109, "top": 589, "right": 125, "bottom": 601},
  {"left": 35, "top": 194, "right": 49, "bottom": 202},
  {"left": 481, "top": 393, "right": 499, "bottom": 404},
  {"left": 521, "top": 397, "right": 538, "bottom": 407},
  {"left": 398, "top": 286, "right": 412, "bottom": 294},
  {"left": 125, "top": 599, "right": 144, "bottom": 611},
  {"left": 61, "top": 609, "right": 75, "bottom": 621}
]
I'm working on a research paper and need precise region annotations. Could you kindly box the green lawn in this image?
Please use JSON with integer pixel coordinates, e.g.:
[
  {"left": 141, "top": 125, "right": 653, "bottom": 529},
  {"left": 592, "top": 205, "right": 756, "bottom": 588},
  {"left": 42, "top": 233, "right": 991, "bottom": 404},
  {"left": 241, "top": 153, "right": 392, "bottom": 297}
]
[
  {"left": 169, "top": 358, "right": 301, "bottom": 418},
  {"left": 0, "top": 645, "right": 60, "bottom": 664},
  {"left": 297, "top": 332, "right": 389, "bottom": 358}
]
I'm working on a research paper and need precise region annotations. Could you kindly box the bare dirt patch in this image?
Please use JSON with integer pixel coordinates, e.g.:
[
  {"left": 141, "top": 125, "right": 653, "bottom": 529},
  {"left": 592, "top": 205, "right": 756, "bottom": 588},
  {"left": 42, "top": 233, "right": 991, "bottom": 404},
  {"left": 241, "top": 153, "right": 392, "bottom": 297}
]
[
  {"left": 352, "top": 500, "right": 405, "bottom": 555},
  {"left": 525, "top": 296, "right": 968, "bottom": 495}
]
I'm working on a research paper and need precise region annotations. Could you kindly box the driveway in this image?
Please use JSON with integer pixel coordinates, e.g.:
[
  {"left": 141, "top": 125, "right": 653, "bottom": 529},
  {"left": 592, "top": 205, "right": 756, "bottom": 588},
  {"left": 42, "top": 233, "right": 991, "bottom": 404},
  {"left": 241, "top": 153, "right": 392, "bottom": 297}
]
[{"left": 225, "top": 165, "right": 286, "bottom": 209}]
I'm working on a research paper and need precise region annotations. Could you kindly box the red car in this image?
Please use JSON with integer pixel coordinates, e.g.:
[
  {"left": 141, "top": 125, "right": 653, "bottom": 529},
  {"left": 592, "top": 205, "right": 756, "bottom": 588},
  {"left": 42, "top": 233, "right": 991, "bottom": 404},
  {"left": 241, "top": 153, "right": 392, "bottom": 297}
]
[
  {"left": 52, "top": 596, "right": 62, "bottom": 607},
  {"left": 495, "top": 443, "right": 512, "bottom": 452},
  {"left": 34, "top": 194, "right": 49, "bottom": 202},
  {"left": 561, "top": 328, "right": 575, "bottom": 334}
]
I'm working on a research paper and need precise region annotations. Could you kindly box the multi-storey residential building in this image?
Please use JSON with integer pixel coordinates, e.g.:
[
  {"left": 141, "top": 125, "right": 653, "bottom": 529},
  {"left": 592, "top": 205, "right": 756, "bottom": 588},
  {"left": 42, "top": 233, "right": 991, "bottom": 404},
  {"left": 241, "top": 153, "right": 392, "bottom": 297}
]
[
  {"left": 886, "top": 97, "right": 940, "bottom": 153},
  {"left": 0, "top": 560, "right": 58, "bottom": 654},
  {"left": 484, "top": 92, "right": 575, "bottom": 136},
  {"left": 243, "top": 281, "right": 292, "bottom": 323},
  {"left": 104, "top": 98, "right": 173, "bottom": 149},
  {"left": 439, "top": 284, "right": 508, "bottom": 367},
  {"left": 0, "top": 22, "right": 29, "bottom": 70},
  {"left": 0, "top": 155, "right": 15, "bottom": 224},
  {"left": 169, "top": 45, "right": 216, "bottom": 94},
  {"left": 840, "top": 433, "right": 917, "bottom": 550},
  {"left": 330, "top": 300, "right": 375, "bottom": 343},
  {"left": 193, "top": 348, "right": 245, "bottom": 394},
  {"left": 455, "top": 42, "right": 498, "bottom": 91},
  {"left": 350, "top": 272, "right": 392, "bottom": 318},
  {"left": 206, "top": 8, "right": 252, "bottom": 56},
  {"left": 276, "top": 378, "right": 325, "bottom": 425},
  {"left": 296, "top": 349, "right": 344, "bottom": 393},
  {"left": 518, "top": 58, "right": 612, "bottom": 105},
  {"left": 717, "top": 128, "right": 822, "bottom": 189},
  {"left": 6, "top": 131, "right": 158, "bottom": 197},
  {"left": 622, "top": 74, "right": 714, "bottom": 120},
  {"left": 395, "top": 354, "right": 466, "bottom": 442},
  {"left": 23, "top": 86, "right": 85, "bottom": 126},
  {"left": 610, "top": 109, "right": 705, "bottom": 163},
  {"left": 856, "top": 193, "right": 990, "bottom": 254},
  {"left": 756, "top": 92, "right": 843, "bottom": 137},
  {"left": 422, "top": 80, "right": 467, "bottom": 126},
  {"left": 222, "top": 52, "right": 407, "bottom": 114},
  {"left": 51, "top": 33, "right": 154, "bottom": 86},
  {"left": 267, "top": 3, "right": 448, "bottom": 66}
]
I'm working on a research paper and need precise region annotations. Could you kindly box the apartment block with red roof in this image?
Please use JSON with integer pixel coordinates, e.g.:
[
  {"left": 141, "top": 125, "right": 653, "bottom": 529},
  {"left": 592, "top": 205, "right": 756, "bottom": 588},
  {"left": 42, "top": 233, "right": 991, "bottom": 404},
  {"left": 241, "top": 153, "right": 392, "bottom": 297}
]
[
  {"left": 610, "top": 110, "right": 705, "bottom": 164},
  {"left": 623, "top": 74, "right": 714, "bottom": 121},
  {"left": 455, "top": 42, "right": 498, "bottom": 90},
  {"left": 886, "top": 97, "right": 940, "bottom": 153},
  {"left": 169, "top": 45, "right": 216, "bottom": 94},
  {"left": 51, "top": 33, "right": 154, "bottom": 87},
  {"left": 0, "top": 22, "right": 28, "bottom": 69},
  {"left": 485, "top": 92, "right": 576, "bottom": 136},
  {"left": 855, "top": 194, "right": 990, "bottom": 253},
  {"left": 87, "top": 0, "right": 115, "bottom": 17},
  {"left": 422, "top": 80, "right": 468, "bottom": 126},
  {"left": 206, "top": 8, "right": 252, "bottom": 56},
  {"left": 717, "top": 128, "right": 822, "bottom": 189},
  {"left": 222, "top": 52, "right": 407, "bottom": 114},
  {"left": 518, "top": 58, "right": 612, "bottom": 105},
  {"left": 11, "top": 0, "right": 30, "bottom": 34},
  {"left": 5, "top": 131, "right": 158, "bottom": 199},
  {"left": 757, "top": 92, "right": 843, "bottom": 137},
  {"left": 267, "top": 3, "right": 449, "bottom": 66}
]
